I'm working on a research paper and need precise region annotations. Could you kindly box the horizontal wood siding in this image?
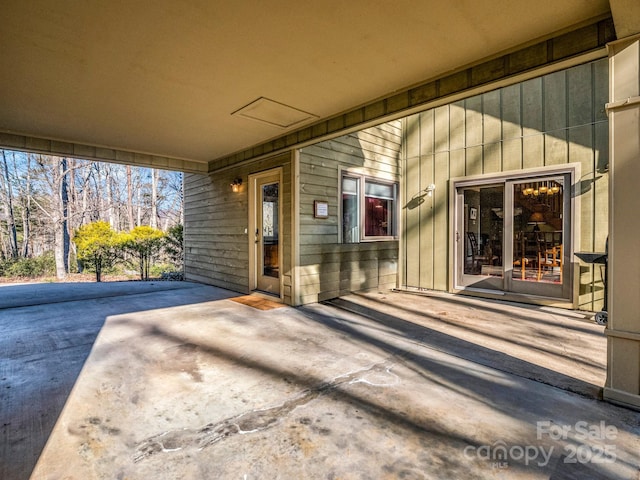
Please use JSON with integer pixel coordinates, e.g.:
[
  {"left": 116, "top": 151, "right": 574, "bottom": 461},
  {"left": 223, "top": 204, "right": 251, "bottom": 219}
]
[
  {"left": 402, "top": 58, "right": 608, "bottom": 311},
  {"left": 298, "top": 123, "right": 401, "bottom": 303},
  {"left": 184, "top": 153, "right": 293, "bottom": 304}
]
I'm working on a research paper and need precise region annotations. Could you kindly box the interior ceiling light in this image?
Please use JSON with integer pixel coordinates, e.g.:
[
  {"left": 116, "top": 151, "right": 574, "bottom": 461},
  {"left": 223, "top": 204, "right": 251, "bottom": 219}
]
[{"left": 232, "top": 97, "right": 318, "bottom": 129}]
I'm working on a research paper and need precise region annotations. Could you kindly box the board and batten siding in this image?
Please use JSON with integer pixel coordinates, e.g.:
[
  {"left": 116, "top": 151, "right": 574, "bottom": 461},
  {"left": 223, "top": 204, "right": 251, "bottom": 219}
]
[
  {"left": 297, "top": 122, "right": 402, "bottom": 304},
  {"left": 402, "top": 58, "right": 609, "bottom": 311},
  {"left": 184, "top": 153, "right": 294, "bottom": 304}
]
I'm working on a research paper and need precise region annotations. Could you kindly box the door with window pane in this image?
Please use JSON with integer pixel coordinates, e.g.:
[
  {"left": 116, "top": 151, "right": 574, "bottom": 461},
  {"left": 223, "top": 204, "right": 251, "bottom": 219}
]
[
  {"left": 508, "top": 176, "right": 569, "bottom": 299},
  {"left": 249, "top": 170, "right": 281, "bottom": 296},
  {"left": 455, "top": 173, "right": 571, "bottom": 300},
  {"left": 456, "top": 184, "right": 504, "bottom": 290}
]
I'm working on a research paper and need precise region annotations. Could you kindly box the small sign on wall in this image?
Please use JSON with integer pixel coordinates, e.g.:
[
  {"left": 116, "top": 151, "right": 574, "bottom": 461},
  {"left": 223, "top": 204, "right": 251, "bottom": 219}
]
[{"left": 314, "top": 201, "right": 329, "bottom": 218}]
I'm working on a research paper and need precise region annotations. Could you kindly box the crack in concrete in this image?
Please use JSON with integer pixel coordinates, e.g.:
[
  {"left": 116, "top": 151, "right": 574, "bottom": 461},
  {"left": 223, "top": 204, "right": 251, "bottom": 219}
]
[{"left": 133, "top": 361, "right": 395, "bottom": 463}]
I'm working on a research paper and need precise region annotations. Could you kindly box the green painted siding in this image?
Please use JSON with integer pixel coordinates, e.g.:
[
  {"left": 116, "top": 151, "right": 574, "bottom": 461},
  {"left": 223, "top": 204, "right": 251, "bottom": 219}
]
[
  {"left": 402, "top": 58, "right": 608, "bottom": 311},
  {"left": 184, "top": 153, "right": 294, "bottom": 304},
  {"left": 298, "top": 123, "right": 401, "bottom": 303}
]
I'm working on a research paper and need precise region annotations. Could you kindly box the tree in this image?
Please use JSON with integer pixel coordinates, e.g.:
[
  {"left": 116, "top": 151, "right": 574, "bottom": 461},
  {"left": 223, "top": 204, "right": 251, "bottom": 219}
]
[
  {"left": 126, "top": 165, "right": 134, "bottom": 230},
  {"left": 1, "top": 151, "right": 18, "bottom": 258},
  {"left": 27, "top": 154, "right": 74, "bottom": 279},
  {"left": 123, "top": 226, "right": 165, "bottom": 281},
  {"left": 164, "top": 224, "right": 184, "bottom": 270},
  {"left": 0, "top": 150, "right": 184, "bottom": 282},
  {"left": 16, "top": 153, "right": 33, "bottom": 258},
  {"left": 151, "top": 169, "right": 158, "bottom": 228},
  {"left": 57, "top": 156, "right": 70, "bottom": 278},
  {"left": 73, "top": 221, "right": 121, "bottom": 282}
]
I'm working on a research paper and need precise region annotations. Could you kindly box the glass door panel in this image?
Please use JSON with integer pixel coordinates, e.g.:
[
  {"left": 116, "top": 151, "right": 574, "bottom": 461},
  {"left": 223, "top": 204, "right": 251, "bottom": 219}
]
[
  {"left": 458, "top": 184, "right": 504, "bottom": 290},
  {"left": 251, "top": 171, "right": 281, "bottom": 296},
  {"left": 510, "top": 176, "right": 568, "bottom": 298},
  {"left": 261, "top": 182, "right": 279, "bottom": 280},
  {"left": 455, "top": 172, "right": 572, "bottom": 301}
]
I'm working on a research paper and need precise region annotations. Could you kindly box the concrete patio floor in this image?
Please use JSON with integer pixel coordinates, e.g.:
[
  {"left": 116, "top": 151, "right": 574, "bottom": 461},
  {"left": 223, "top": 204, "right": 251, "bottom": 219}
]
[{"left": 0, "top": 281, "right": 638, "bottom": 479}]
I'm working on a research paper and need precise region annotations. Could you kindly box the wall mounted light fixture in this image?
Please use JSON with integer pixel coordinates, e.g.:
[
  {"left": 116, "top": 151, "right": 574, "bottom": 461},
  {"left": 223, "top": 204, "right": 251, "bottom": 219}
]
[
  {"left": 424, "top": 183, "right": 436, "bottom": 197},
  {"left": 231, "top": 178, "right": 242, "bottom": 192},
  {"left": 403, "top": 184, "right": 436, "bottom": 210}
]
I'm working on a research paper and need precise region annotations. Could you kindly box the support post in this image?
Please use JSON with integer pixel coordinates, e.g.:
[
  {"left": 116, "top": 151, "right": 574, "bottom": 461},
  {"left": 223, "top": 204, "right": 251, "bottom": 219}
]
[{"left": 605, "top": 33, "right": 640, "bottom": 409}]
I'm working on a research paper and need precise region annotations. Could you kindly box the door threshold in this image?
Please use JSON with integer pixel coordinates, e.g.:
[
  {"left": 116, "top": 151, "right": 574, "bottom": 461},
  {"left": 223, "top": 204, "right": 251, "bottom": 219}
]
[
  {"left": 251, "top": 290, "right": 283, "bottom": 302},
  {"left": 457, "top": 286, "right": 506, "bottom": 295}
]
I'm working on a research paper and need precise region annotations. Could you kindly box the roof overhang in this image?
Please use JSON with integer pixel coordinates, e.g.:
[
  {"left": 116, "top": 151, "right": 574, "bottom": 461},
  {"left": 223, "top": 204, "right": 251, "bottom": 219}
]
[{"left": 0, "top": 1, "right": 620, "bottom": 172}]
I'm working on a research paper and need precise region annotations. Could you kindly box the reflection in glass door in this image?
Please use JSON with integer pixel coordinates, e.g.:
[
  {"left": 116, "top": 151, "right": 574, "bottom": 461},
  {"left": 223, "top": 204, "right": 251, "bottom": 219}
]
[
  {"left": 251, "top": 171, "right": 281, "bottom": 296},
  {"left": 455, "top": 172, "right": 571, "bottom": 300},
  {"left": 458, "top": 184, "right": 504, "bottom": 290},
  {"left": 260, "top": 182, "right": 279, "bottom": 281},
  {"left": 509, "top": 176, "right": 567, "bottom": 298}
]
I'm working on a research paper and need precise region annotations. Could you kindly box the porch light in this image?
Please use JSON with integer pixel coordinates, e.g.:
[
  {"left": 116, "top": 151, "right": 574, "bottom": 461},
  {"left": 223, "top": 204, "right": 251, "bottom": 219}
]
[
  {"left": 425, "top": 184, "right": 436, "bottom": 196},
  {"left": 231, "top": 178, "right": 242, "bottom": 192}
]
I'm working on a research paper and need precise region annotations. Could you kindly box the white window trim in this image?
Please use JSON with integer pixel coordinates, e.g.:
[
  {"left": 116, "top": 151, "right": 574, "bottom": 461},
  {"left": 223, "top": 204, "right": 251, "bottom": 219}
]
[
  {"left": 448, "top": 163, "right": 581, "bottom": 305},
  {"left": 339, "top": 170, "right": 399, "bottom": 243}
]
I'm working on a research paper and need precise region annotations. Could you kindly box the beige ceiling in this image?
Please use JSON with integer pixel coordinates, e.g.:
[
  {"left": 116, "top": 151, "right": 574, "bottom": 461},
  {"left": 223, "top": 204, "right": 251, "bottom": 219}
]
[{"left": 0, "top": 1, "right": 612, "bottom": 166}]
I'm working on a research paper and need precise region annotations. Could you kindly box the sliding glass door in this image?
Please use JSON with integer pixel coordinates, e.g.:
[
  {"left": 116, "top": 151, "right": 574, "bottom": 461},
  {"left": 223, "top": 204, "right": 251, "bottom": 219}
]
[
  {"left": 454, "top": 171, "right": 572, "bottom": 300},
  {"left": 456, "top": 184, "right": 504, "bottom": 290},
  {"left": 507, "top": 175, "right": 570, "bottom": 299}
]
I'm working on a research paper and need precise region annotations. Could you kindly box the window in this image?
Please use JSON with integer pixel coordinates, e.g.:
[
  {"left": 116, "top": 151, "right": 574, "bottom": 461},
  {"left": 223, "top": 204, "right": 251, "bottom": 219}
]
[
  {"left": 342, "top": 176, "right": 359, "bottom": 243},
  {"left": 341, "top": 175, "right": 397, "bottom": 242}
]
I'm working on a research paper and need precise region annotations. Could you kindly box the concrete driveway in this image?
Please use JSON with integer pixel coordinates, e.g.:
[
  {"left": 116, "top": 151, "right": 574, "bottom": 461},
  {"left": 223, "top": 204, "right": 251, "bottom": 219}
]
[{"left": 0, "top": 281, "right": 638, "bottom": 479}]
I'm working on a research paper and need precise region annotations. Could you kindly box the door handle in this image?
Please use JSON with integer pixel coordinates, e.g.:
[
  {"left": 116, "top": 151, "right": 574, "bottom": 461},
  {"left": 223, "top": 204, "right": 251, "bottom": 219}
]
[{"left": 255, "top": 229, "right": 260, "bottom": 244}]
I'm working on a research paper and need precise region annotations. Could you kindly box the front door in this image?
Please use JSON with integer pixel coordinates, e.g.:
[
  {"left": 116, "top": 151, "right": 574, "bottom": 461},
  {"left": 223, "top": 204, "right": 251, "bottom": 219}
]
[{"left": 249, "top": 170, "right": 281, "bottom": 296}]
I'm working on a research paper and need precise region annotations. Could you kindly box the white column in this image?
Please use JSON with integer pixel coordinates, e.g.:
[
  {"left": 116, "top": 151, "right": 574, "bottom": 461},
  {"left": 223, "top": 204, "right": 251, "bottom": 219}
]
[{"left": 605, "top": 33, "right": 640, "bottom": 409}]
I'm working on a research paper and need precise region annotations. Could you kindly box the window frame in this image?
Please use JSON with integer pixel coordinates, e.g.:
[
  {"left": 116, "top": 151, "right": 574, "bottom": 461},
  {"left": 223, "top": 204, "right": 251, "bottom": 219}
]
[
  {"left": 449, "top": 163, "right": 580, "bottom": 302},
  {"left": 340, "top": 172, "right": 398, "bottom": 243}
]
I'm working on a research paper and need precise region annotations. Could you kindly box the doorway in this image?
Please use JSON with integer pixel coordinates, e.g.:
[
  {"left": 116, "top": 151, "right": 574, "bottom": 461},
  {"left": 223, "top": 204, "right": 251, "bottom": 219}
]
[
  {"left": 249, "top": 169, "right": 282, "bottom": 297},
  {"left": 454, "top": 168, "right": 574, "bottom": 301}
]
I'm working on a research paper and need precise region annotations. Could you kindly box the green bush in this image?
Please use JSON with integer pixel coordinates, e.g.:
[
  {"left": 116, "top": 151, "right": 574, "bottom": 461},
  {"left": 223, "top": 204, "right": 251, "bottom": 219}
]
[
  {"left": 74, "top": 221, "right": 124, "bottom": 282},
  {"left": 79, "top": 260, "right": 124, "bottom": 276},
  {"left": 121, "top": 226, "right": 165, "bottom": 281},
  {"left": 149, "top": 262, "right": 182, "bottom": 277},
  {"left": 163, "top": 224, "right": 184, "bottom": 269},
  {"left": 0, "top": 259, "right": 9, "bottom": 276},
  {"left": 0, "top": 252, "right": 56, "bottom": 278}
]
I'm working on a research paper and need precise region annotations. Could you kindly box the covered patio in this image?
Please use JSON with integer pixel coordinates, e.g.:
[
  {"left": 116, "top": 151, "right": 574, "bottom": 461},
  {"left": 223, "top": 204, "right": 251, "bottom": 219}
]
[
  {"left": 2, "top": 1, "right": 640, "bottom": 410},
  {"left": 1, "top": 282, "right": 637, "bottom": 479}
]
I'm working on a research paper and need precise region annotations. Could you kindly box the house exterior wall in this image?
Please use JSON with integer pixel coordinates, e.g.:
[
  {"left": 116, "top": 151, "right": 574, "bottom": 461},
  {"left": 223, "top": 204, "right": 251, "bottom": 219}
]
[
  {"left": 184, "top": 153, "right": 294, "bottom": 305},
  {"left": 401, "top": 58, "right": 609, "bottom": 310},
  {"left": 297, "top": 122, "right": 402, "bottom": 304}
]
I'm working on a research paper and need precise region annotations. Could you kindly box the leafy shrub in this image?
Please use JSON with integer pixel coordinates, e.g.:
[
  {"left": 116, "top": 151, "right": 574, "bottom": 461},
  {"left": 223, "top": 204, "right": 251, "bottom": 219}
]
[
  {"left": 121, "top": 226, "right": 165, "bottom": 281},
  {"left": 149, "top": 263, "right": 181, "bottom": 277},
  {"left": 0, "top": 258, "right": 9, "bottom": 276},
  {"left": 74, "top": 221, "right": 124, "bottom": 282},
  {"left": 0, "top": 252, "right": 56, "bottom": 278},
  {"left": 163, "top": 224, "right": 184, "bottom": 269}
]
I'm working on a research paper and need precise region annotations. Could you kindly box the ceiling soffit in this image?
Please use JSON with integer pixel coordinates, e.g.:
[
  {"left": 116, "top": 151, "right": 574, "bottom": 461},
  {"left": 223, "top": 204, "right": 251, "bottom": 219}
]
[
  {"left": 0, "top": 1, "right": 615, "bottom": 170},
  {"left": 210, "top": 16, "right": 615, "bottom": 173}
]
